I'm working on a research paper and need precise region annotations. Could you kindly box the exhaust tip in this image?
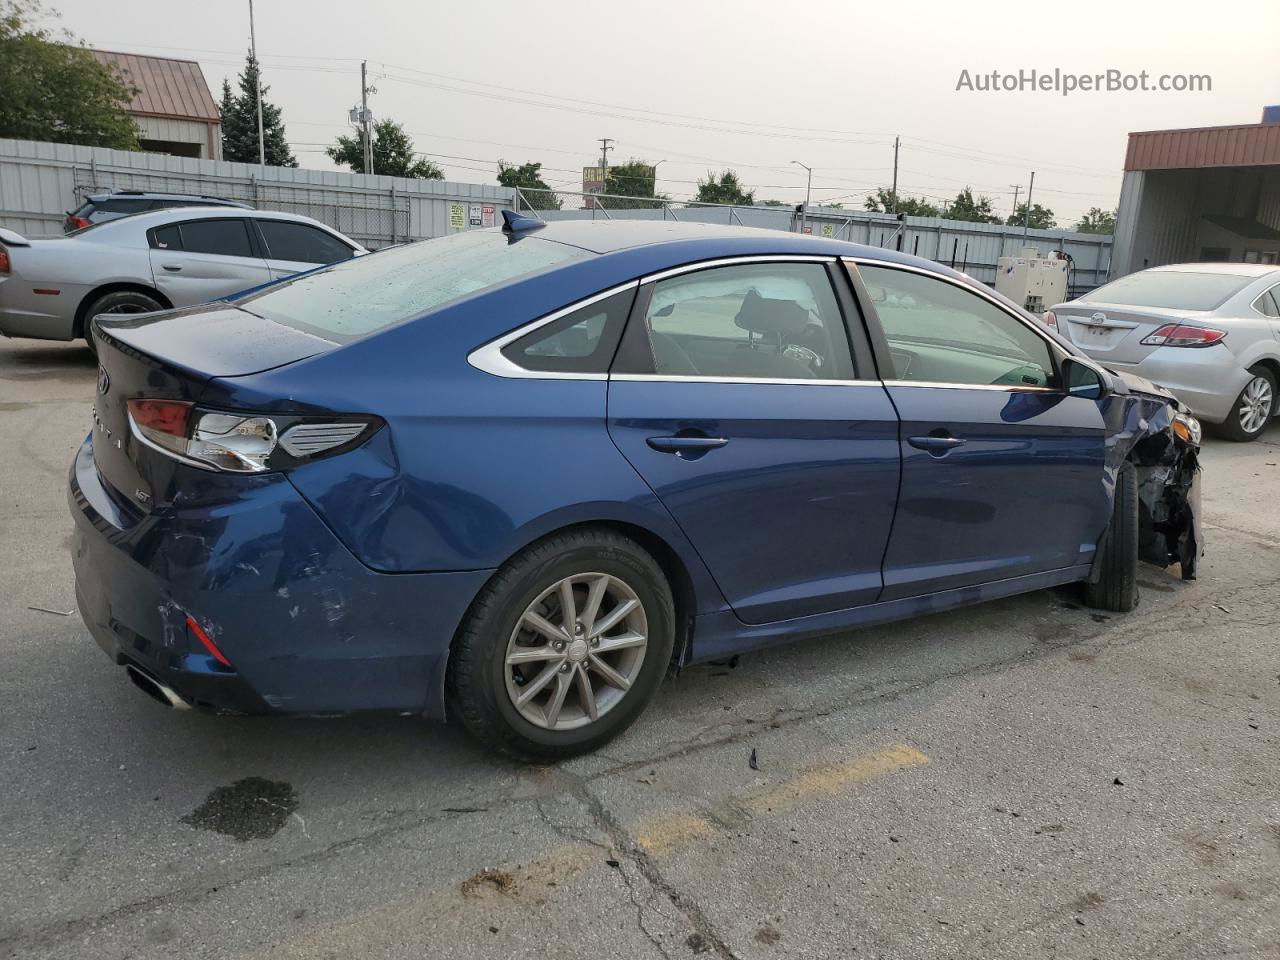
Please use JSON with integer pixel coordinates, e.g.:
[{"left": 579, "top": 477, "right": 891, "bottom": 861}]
[{"left": 126, "top": 665, "right": 190, "bottom": 710}]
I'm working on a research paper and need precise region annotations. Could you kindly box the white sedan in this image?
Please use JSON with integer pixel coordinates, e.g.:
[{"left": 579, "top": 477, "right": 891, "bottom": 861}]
[
  {"left": 0, "top": 207, "right": 366, "bottom": 352},
  {"left": 1048, "top": 263, "right": 1280, "bottom": 441}
]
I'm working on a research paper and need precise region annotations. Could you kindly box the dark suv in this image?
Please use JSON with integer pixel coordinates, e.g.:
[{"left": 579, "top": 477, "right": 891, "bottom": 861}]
[{"left": 64, "top": 191, "right": 252, "bottom": 232}]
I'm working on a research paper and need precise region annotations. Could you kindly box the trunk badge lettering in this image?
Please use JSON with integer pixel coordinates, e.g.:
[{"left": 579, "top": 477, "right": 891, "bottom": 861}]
[{"left": 134, "top": 489, "right": 150, "bottom": 504}]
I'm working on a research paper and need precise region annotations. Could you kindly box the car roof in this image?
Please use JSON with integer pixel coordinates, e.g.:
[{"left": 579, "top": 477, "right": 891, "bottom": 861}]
[
  {"left": 527, "top": 219, "right": 951, "bottom": 273},
  {"left": 99, "top": 206, "right": 329, "bottom": 229},
  {"left": 88, "top": 191, "right": 241, "bottom": 203},
  {"left": 1145, "top": 262, "right": 1280, "bottom": 277}
]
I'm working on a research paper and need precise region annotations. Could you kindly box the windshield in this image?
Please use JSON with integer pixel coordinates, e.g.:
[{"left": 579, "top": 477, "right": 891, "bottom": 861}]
[
  {"left": 237, "top": 230, "right": 588, "bottom": 342},
  {"left": 1084, "top": 271, "right": 1253, "bottom": 311}
]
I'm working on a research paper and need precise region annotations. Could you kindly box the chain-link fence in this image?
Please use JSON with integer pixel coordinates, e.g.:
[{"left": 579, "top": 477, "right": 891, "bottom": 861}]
[
  {"left": 72, "top": 167, "right": 410, "bottom": 249},
  {"left": 514, "top": 187, "right": 770, "bottom": 225}
]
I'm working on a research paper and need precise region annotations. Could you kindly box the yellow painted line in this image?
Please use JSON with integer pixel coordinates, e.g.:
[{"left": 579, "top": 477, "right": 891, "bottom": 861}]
[
  {"left": 635, "top": 811, "right": 715, "bottom": 855},
  {"left": 744, "top": 743, "right": 930, "bottom": 815}
]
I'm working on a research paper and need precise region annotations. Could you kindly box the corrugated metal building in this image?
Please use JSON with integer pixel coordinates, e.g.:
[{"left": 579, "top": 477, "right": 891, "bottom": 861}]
[
  {"left": 87, "top": 50, "right": 223, "bottom": 161},
  {"left": 1111, "top": 109, "right": 1280, "bottom": 277}
]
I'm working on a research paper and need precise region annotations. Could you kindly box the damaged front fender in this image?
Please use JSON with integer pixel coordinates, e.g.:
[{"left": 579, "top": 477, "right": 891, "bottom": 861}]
[{"left": 1097, "top": 373, "right": 1203, "bottom": 580}]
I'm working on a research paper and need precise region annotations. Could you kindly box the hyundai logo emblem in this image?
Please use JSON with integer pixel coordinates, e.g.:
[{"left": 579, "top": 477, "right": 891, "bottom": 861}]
[{"left": 97, "top": 366, "right": 110, "bottom": 395}]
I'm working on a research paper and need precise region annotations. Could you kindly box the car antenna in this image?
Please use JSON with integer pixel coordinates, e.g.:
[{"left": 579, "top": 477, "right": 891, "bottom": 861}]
[{"left": 501, "top": 209, "right": 545, "bottom": 233}]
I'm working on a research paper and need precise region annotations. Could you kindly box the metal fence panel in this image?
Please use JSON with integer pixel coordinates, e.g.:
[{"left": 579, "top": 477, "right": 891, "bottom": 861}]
[
  {"left": 518, "top": 188, "right": 1114, "bottom": 297},
  {"left": 0, "top": 138, "right": 513, "bottom": 246}
]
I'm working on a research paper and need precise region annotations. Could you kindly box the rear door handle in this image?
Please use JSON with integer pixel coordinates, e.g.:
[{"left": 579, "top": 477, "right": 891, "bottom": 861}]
[
  {"left": 907, "top": 435, "right": 967, "bottom": 451},
  {"left": 161, "top": 264, "right": 183, "bottom": 272},
  {"left": 646, "top": 436, "right": 729, "bottom": 455}
]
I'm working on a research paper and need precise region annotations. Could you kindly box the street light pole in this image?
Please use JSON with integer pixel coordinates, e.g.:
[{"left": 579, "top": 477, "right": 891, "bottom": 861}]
[
  {"left": 792, "top": 161, "right": 812, "bottom": 234},
  {"left": 248, "top": 0, "right": 265, "bottom": 166}
]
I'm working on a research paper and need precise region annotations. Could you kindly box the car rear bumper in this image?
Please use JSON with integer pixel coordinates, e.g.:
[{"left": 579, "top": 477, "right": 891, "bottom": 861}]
[
  {"left": 1094, "top": 346, "right": 1250, "bottom": 424},
  {"left": 68, "top": 435, "right": 493, "bottom": 718}
]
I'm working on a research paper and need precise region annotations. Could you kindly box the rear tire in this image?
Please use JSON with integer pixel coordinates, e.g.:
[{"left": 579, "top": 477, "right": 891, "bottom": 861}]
[
  {"left": 1218, "top": 365, "right": 1276, "bottom": 442},
  {"left": 446, "top": 528, "right": 675, "bottom": 761},
  {"left": 80, "top": 289, "right": 164, "bottom": 356},
  {"left": 1084, "top": 461, "right": 1139, "bottom": 613}
]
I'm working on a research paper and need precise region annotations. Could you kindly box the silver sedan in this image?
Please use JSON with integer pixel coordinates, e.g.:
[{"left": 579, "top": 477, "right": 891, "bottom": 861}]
[
  {"left": 0, "top": 207, "right": 365, "bottom": 352},
  {"left": 1048, "top": 263, "right": 1280, "bottom": 441}
]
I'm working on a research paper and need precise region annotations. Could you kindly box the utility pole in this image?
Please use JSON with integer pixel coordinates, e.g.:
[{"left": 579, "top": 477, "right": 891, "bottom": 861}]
[
  {"left": 248, "top": 0, "right": 264, "bottom": 166},
  {"left": 792, "top": 160, "right": 813, "bottom": 234},
  {"left": 598, "top": 138, "right": 613, "bottom": 175},
  {"left": 890, "top": 135, "right": 900, "bottom": 214},
  {"left": 361, "top": 60, "right": 374, "bottom": 175},
  {"left": 1009, "top": 184, "right": 1021, "bottom": 224},
  {"left": 1021, "top": 171, "right": 1036, "bottom": 241}
]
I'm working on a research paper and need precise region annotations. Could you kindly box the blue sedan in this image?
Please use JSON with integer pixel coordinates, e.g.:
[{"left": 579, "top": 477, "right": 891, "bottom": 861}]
[{"left": 70, "top": 215, "right": 1202, "bottom": 758}]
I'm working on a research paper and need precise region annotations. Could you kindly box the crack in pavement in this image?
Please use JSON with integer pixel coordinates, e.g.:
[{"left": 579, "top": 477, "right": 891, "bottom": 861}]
[{"left": 7, "top": 557, "right": 1278, "bottom": 956}]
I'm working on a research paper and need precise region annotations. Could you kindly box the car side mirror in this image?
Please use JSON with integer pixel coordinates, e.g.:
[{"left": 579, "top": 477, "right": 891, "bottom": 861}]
[{"left": 1061, "top": 357, "right": 1109, "bottom": 400}]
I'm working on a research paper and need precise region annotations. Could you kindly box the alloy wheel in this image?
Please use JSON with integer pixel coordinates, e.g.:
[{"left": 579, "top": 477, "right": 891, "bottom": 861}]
[
  {"left": 1238, "top": 375, "right": 1273, "bottom": 435},
  {"left": 504, "top": 572, "right": 649, "bottom": 731}
]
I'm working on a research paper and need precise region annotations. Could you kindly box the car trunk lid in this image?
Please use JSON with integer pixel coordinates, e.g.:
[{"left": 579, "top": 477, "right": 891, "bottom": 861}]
[
  {"left": 91, "top": 302, "right": 335, "bottom": 513},
  {"left": 1053, "top": 302, "right": 1210, "bottom": 363}
]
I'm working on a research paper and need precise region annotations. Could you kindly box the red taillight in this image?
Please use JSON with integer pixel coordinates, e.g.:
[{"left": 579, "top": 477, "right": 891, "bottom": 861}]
[
  {"left": 66, "top": 215, "right": 90, "bottom": 230},
  {"left": 126, "top": 399, "right": 192, "bottom": 437},
  {"left": 1139, "top": 324, "right": 1227, "bottom": 348},
  {"left": 0, "top": 248, "right": 9, "bottom": 274},
  {"left": 1044, "top": 310, "right": 1058, "bottom": 329},
  {"left": 185, "top": 615, "right": 233, "bottom": 668}
]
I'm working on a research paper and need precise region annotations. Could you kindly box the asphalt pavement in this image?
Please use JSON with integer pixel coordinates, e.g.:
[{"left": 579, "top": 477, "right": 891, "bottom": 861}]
[{"left": 2, "top": 337, "right": 1277, "bottom": 960}]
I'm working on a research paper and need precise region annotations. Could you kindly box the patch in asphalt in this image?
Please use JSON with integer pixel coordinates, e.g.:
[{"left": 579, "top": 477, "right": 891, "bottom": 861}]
[{"left": 181, "top": 776, "right": 298, "bottom": 841}]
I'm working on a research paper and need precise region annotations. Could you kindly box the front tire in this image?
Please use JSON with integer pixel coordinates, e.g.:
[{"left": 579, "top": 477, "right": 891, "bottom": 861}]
[
  {"left": 1084, "top": 461, "right": 1139, "bottom": 612},
  {"left": 1219, "top": 365, "right": 1276, "bottom": 442},
  {"left": 446, "top": 528, "right": 675, "bottom": 761}
]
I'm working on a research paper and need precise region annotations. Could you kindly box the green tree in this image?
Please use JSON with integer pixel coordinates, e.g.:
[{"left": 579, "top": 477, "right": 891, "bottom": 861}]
[
  {"left": 221, "top": 51, "right": 296, "bottom": 166},
  {"left": 602, "top": 159, "right": 669, "bottom": 209},
  {"left": 759, "top": 199, "right": 787, "bottom": 207},
  {"left": 864, "top": 187, "right": 940, "bottom": 217},
  {"left": 692, "top": 169, "right": 754, "bottom": 206},
  {"left": 497, "top": 160, "right": 561, "bottom": 210},
  {"left": 327, "top": 118, "right": 441, "bottom": 179},
  {"left": 946, "top": 187, "right": 1002, "bottom": 223},
  {"left": 1006, "top": 202, "right": 1057, "bottom": 230},
  {"left": 1073, "top": 207, "right": 1116, "bottom": 234},
  {"left": 0, "top": 1, "right": 138, "bottom": 148}
]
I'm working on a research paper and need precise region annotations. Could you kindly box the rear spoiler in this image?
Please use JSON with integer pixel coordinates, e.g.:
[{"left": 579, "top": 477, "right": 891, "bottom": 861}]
[{"left": 0, "top": 227, "right": 30, "bottom": 247}]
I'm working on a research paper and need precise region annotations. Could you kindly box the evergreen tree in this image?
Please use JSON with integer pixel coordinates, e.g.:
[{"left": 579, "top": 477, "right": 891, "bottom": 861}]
[{"left": 220, "top": 51, "right": 296, "bottom": 167}]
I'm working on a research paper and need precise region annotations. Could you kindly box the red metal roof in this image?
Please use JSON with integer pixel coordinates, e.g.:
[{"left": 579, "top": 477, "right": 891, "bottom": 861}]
[
  {"left": 88, "top": 50, "right": 220, "bottom": 123},
  {"left": 1125, "top": 123, "right": 1280, "bottom": 171}
]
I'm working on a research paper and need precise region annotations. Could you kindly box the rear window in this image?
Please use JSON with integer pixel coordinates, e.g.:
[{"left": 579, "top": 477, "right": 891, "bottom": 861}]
[
  {"left": 238, "top": 231, "right": 589, "bottom": 342},
  {"left": 93, "top": 198, "right": 156, "bottom": 215},
  {"left": 1085, "top": 271, "right": 1254, "bottom": 311}
]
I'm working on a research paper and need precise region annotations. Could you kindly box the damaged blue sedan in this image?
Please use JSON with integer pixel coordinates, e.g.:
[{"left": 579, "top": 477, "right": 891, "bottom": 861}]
[{"left": 70, "top": 216, "right": 1202, "bottom": 759}]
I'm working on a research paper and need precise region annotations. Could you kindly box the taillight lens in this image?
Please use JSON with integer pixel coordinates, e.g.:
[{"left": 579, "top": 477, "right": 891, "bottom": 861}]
[
  {"left": 1044, "top": 310, "right": 1057, "bottom": 330},
  {"left": 127, "top": 400, "right": 376, "bottom": 473},
  {"left": 66, "top": 215, "right": 91, "bottom": 230},
  {"left": 0, "top": 247, "right": 10, "bottom": 274},
  {"left": 1140, "top": 324, "right": 1226, "bottom": 347}
]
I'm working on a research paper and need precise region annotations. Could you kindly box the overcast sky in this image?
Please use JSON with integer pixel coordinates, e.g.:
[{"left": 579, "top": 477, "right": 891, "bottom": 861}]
[{"left": 45, "top": 0, "right": 1280, "bottom": 226}]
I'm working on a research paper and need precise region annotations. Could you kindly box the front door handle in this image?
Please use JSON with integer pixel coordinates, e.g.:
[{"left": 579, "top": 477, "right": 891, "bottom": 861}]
[
  {"left": 907, "top": 435, "right": 967, "bottom": 452},
  {"left": 646, "top": 436, "right": 729, "bottom": 457},
  {"left": 161, "top": 264, "right": 183, "bottom": 272}
]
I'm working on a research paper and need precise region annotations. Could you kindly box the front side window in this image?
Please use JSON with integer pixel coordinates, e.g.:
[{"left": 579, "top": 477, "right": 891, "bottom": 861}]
[
  {"left": 178, "top": 219, "right": 254, "bottom": 258},
  {"left": 257, "top": 220, "right": 354, "bottom": 265},
  {"left": 858, "top": 264, "right": 1055, "bottom": 388},
  {"left": 629, "top": 262, "right": 854, "bottom": 380}
]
